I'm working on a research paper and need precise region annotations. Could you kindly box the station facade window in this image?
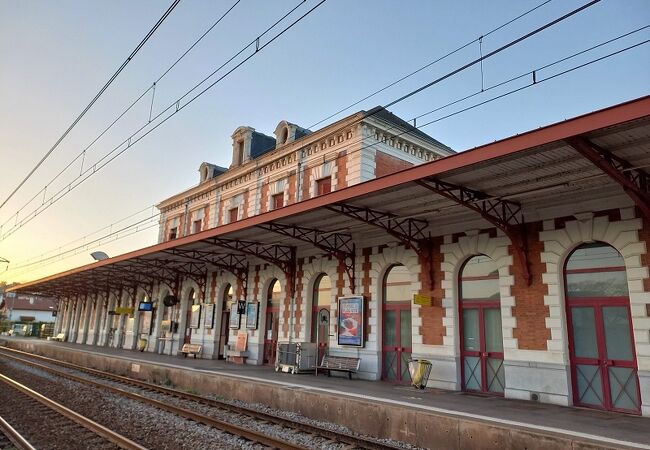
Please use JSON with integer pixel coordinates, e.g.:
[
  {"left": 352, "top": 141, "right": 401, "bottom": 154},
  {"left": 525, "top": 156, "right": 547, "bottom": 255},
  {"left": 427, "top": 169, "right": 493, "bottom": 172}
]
[
  {"left": 316, "top": 176, "right": 331, "bottom": 196},
  {"left": 229, "top": 207, "right": 239, "bottom": 223},
  {"left": 272, "top": 193, "right": 284, "bottom": 210}
]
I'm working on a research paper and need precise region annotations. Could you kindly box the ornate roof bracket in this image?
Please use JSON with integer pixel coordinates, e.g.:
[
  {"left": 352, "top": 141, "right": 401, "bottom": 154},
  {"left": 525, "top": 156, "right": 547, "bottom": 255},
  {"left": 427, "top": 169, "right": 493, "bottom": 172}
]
[
  {"left": 415, "top": 178, "right": 531, "bottom": 285},
  {"left": 201, "top": 237, "right": 297, "bottom": 299},
  {"left": 566, "top": 136, "right": 650, "bottom": 219},
  {"left": 325, "top": 203, "right": 428, "bottom": 253},
  {"left": 256, "top": 222, "right": 357, "bottom": 292},
  {"left": 161, "top": 249, "right": 248, "bottom": 301}
]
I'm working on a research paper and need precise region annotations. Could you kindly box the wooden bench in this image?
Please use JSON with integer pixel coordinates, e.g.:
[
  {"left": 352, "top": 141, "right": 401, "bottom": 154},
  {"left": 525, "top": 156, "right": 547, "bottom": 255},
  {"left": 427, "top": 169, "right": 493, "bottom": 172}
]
[
  {"left": 315, "top": 355, "right": 361, "bottom": 379},
  {"left": 181, "top": 343, "right": 202, "bottom": 359},
  {"left": 48, "top": 333, "right": 66, "bottom": 342}
]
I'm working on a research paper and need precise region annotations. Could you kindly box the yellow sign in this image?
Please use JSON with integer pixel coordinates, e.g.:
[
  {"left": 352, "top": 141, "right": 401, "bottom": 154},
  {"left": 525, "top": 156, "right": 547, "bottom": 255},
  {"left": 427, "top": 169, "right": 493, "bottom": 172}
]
[
  {"left": 413, "top": 294, "right": 432, "bottom": 306},
  {"left": 115, "top": 307, "right": 135, "bottom": 315}
]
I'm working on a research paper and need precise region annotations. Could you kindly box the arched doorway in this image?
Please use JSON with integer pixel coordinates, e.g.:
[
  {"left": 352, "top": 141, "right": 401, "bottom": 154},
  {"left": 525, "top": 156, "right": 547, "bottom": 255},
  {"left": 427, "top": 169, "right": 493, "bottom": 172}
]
[
  {"left": 311, "top": 274, "right": 331, "bottom": 365},
  {"left": 382, "top": 265, "right": 412, "bottom": 383},
  {"left": 263, "top": 279, "right": 282, "bottom": 365},
  {"left": 184, "top": 289, "right": 197, "bottom": 345},
  {"left": 565, "top": 243, "right": 640, "bottom": 413},
  {"left": 459, "top": 255, "right": 504, "bottom": 394},
  {"left": 218, "top": 284, "right": 233, "bottom": 359}
]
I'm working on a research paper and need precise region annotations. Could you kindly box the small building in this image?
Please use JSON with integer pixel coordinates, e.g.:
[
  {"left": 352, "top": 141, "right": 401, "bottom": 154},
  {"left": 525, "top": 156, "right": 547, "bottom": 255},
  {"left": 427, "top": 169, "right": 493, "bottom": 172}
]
[{"left": 0, "top": 294, "right": 57, "bottom": 323}]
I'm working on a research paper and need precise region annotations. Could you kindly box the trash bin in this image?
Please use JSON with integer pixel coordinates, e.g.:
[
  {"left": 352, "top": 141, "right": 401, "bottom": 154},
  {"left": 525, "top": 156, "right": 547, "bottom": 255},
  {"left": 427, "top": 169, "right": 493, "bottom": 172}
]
[
  {"left": 408, "top": 359, "right": 432, "bottom": 389},
  {"left": 138, "top": 337, "right": 148, "bottom": 352}
]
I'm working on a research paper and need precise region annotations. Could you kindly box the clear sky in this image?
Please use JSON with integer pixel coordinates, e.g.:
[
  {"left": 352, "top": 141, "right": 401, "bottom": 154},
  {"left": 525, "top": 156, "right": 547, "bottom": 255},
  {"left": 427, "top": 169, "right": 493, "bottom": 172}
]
[{"left": 0, "top": 0, "right": 648, "bottom": 284}]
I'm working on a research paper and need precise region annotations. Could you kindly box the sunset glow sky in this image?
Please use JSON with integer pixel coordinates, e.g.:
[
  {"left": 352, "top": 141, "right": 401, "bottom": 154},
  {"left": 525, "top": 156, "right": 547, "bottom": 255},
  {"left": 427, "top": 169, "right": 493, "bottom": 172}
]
[{"left": 1, "top": 0, "right": 648, "bottom": 284}]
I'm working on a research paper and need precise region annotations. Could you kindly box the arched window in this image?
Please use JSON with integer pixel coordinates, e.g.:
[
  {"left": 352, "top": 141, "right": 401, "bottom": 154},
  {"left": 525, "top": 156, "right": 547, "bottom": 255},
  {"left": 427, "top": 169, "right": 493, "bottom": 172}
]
[
  {"left": 565, "top": 243, "right": 639, "bottom": 413},
  {"left": 382, "top": 264, "right": 412, "bottom": 383},
  {"left": 459, "top": 255, "right": 504, "bottom": 394},
  {"left": 268, "top": 279, "right": 282, "bottom": 307}
]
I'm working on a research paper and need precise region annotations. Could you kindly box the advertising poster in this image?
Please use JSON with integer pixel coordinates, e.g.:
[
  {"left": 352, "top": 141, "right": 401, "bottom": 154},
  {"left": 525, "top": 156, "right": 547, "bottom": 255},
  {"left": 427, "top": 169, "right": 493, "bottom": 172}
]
[
  {"left": 245, "top": 301, "right": 259, "bottom": 329},
  {"left": 203, "top": 304, "right": 215, "bottom": 329},
  {"left": 337, "top": 295, "right": 364, "bottom": 347},
  {"left": 190, "top": 304, "right": 201, "bottom": 329},
  {"left": 229, "top": 310, "right": 241, "bottom": 329},
  {"left": 140, "top": 311, "right": 153, "bottom": 335}
]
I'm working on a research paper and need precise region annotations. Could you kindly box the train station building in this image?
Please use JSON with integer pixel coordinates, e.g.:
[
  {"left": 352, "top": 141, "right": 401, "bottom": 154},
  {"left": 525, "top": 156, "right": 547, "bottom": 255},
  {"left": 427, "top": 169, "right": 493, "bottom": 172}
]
[{"left": 9, "top": 95, "right": 650, "bottom": 417}]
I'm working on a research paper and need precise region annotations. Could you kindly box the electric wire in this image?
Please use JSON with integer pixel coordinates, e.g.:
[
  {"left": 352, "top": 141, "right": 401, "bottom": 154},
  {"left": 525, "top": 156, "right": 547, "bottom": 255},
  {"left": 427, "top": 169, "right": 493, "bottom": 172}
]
[
  {"left": 0, "top": 0, "right": 326, "bottom": 242},
  {"left": 0, "top": 0, "right": 584, "bottom": 238},
  {"left": 307, "top": 0, "right": 555, "bottom": 129},
  {"left": 1, "top": 0, "right": 244, "bottom": 228},
  {"left": 4, "top": 27, "right": 645, "bottom": 281},
  {"left": 0, "top": 0, "right": 182, "bottom": 212}
]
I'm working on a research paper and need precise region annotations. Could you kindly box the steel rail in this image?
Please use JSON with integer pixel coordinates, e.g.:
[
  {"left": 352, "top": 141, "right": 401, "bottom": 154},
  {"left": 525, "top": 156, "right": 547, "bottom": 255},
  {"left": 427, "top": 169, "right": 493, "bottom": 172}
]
[
  {"left": 0, "top": 350, "right": 305, "bottom": 450},
  {"left": 0, "top": 346, "right": 400, "bottom": 449},
  {"left": 0, "top": 372, "right": 147, "bottom": 450},
  {"left": 0, "top": 415, "right": 36, "bottom": 450}
]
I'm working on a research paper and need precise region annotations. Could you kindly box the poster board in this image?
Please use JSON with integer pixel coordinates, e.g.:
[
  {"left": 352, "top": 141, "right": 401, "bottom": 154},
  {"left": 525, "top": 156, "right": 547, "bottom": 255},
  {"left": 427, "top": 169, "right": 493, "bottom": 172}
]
[
  {"left": 190, "top": 304, "right": 201, "bottom": 329},
  {"left": 236, "top": 331, "right": 248, "bottom": 351},
  {"left": 140, "top": 311, "right": 153, "bottom": 335},
  {"left": 245, "top": 301, "right": 259, "bottom": 329},
  {"left": 203, "top": 303, "right": 215, "bottom": 329},
  {"left": 337, "top": 295, "right": 364, "bottom": 347},
  {"left": 229, "top": 309, "right": 241, "bottom": 329}
]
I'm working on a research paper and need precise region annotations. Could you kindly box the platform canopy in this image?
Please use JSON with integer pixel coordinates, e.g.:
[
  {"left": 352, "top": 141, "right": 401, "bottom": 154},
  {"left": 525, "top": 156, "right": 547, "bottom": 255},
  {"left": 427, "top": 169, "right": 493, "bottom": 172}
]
[{"left": 9, "top": 96, "right": 650, "bottom": 299}]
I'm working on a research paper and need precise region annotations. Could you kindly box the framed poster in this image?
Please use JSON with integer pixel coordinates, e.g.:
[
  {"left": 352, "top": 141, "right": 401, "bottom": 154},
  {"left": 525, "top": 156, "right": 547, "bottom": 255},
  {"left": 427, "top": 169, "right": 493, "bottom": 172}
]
[
  {"left": 229, "top": 310, "right": 241, "bottom": 329},
  {"left": 203, "top": 303, "right": 215, "bottom": 329},
  {"left": 190, "top": 304, "right": 201, "bottom": 329},
  {"left": 140, "top": 311, "right": 153, "bottom": 335},
  {"left": 245, "top": 301, "right": 259, "bottom": 329},
  {"left": 337, "top": 295, "right": 364, "bottom": 347}
]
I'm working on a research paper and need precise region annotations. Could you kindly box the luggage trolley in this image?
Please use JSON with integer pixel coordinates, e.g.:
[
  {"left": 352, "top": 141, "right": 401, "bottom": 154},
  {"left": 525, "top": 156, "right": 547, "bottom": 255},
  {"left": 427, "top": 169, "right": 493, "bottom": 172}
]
[{"left": 275, "top": 342, "right": 318, "bottom": 374}]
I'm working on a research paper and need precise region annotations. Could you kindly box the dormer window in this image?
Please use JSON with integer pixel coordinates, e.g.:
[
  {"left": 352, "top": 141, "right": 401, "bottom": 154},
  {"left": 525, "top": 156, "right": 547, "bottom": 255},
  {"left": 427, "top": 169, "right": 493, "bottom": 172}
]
[{"left": 236, "top": 140, "right": 244, "bottom": 165}]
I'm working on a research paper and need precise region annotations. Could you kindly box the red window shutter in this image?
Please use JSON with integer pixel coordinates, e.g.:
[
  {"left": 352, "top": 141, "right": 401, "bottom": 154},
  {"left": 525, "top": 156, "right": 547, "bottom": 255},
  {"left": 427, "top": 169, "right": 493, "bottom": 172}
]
[
  {"left": 272, "top": 193, "right": 284, "bottom": 209},
  {"left": 316, "top": 177, "right": 331, "bottom": 195},
  {"left": 229, "top": 207, "right": 239, "bottom": 223}
]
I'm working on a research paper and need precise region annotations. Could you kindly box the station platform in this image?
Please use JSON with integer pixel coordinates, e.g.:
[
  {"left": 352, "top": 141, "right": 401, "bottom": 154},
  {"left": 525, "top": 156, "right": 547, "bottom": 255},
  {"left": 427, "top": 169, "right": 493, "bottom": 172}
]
[{"left": 1, "top": 337, "right": 648, "bottom": 450}]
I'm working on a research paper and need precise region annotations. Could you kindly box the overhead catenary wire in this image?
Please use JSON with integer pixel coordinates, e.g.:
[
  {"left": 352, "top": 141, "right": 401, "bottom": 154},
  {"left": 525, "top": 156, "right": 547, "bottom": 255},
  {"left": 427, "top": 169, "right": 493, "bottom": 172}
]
[
  {"left": 0, "top": 0, "right": 182, "bottom": 212},
  {"left": 5, "top": 27, "right": 646, "bottom": 282},
  {"left": 0, "top": 0, "right": 327, "bottom": 242},
  {"left": 0, "top": 0, "right": 581, "bottom": 238},
  {"left": 1, "top": 0, "right": 245, "bottom": 227},
  {"left": 307, "top": 0, "right": 555, "bottom": 129},
  {"left": 1, "top": 0, "right": 599, "bottom": 242}
]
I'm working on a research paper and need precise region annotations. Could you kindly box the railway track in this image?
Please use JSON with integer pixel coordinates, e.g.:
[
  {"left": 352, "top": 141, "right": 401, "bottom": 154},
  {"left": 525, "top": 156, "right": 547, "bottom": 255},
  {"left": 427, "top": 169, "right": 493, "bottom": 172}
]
[
  {"left": 0, "top": 346, "right": 402, "bottom": 450},
  {"left": 0, "top": 372, "right": 144, "bottom": 450},
  {"left": 0, "top": 414, "right": 36, "bottom": 450}
]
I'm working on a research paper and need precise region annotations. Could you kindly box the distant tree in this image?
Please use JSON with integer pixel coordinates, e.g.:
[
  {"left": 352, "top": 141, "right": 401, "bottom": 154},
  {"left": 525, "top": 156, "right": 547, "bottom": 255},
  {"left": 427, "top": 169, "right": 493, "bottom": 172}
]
[{"left": 0, "top": 309, "right": 10, "bottom": 333}]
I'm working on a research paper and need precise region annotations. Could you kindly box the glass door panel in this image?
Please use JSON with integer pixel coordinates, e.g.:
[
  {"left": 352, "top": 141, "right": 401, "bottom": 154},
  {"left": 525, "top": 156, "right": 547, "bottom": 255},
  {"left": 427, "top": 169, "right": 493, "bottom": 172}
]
[
  {"left": 571, "top": 307, "right": 598, "bottom": 359},
  {"left": 484, "top": 308, "right": 503, "bottom": 353},
  {"left": 576, "top": 363, "right": 604, "bottom": 407},
  {"left": 487, "top": 358, "right": 505, "bottom": 393},
  {"left": 464, "top": 356, "right": 482, "bottom": 391},
  {"left": 608, "top": 366, "right": 640, "bottom": 411},
  {"left": 602, "top": 306, "right": 634, "bottom": 361},
  {"left": 384, "top": 351, "right": 397, "bottom": 381},
  {"left": 384, "top": 310, "right": 397, "bottom": 346},
  {"left": 462, "top": 309, "right": 480, "bottom": 352}
]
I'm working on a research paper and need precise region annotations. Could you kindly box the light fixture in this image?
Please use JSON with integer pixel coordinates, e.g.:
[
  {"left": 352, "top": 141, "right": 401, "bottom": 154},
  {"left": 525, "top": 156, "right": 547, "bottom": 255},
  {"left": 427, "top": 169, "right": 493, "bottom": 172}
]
[{"left": 90, "top": 251, "right": 109, "bottom": 261}]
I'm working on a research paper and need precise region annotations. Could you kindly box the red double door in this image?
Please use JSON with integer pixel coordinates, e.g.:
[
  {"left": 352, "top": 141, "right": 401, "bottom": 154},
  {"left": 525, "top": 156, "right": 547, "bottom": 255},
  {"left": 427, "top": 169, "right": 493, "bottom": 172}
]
[
  {"left": 382, "top": 302, "right": 412, "bottom": 383},
  {"left": 460, "top": 301, "right": 504, "bottom": 394},
  {"left": 567, "top": 297, "right": 640, "bottom": 413}
]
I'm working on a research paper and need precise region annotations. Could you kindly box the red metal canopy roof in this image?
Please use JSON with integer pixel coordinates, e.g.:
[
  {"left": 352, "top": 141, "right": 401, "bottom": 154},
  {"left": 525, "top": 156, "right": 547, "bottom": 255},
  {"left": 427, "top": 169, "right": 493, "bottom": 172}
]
[{"left": 9, "top": 95, "right": 650, "bottom": 298}]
